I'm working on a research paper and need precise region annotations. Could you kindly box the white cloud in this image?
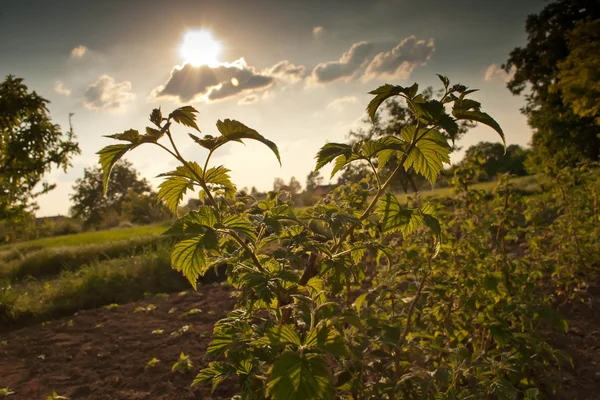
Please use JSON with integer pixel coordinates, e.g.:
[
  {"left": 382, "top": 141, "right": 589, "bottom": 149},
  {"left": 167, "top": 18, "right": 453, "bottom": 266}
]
[
  {"left": 308, "top": 41, "right": 373, "bottom": 85},
  {"left": 238, "top": 95, "right": 258, "bottom": 105},
  {"left": 326, "top": 96, "right": 358, "bottom": 112},
  {"left": 70, "top": 45, "right": 88, "bottom": 58},
  {"left": 266, "top": 60, "right": 306, "bottom": 83},
  {"left": 83, "top": 75, "right": 135, "bottom": 112},
  {"left": 54, "top": 81, "right": 71, "bottom": 96},
  {"left": 313, "top": 26, "right": 325, "bottom": 38},
  {"left": 484, "top": 63, "right": 515, "bottom": 82},
  {"left": 363, "top": 36, "right": 435, "bottom": 81}
]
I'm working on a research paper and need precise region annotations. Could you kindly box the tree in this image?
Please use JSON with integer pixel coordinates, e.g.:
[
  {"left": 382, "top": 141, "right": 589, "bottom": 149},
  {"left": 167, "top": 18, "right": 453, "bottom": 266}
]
[
  {"left": 0, "top": 75, "right": 80, "bottom": 220},
  {"left": 305, "top": 170, "right": 323, "bottom": 192},
  {"left": 461, "top": 142, "right": 530, "bottom": 180},
  {"left": 552, "top": 19, "right": 600, "bottom": 125},
  {"left": 70, "top": 160, "right": 152, "bottom": 228},
  {"left": 273, "top": 176, "right": 302, "bottom": 196},
  {"left": 504, "top": 0, "right": 600, "bottom": 170}
]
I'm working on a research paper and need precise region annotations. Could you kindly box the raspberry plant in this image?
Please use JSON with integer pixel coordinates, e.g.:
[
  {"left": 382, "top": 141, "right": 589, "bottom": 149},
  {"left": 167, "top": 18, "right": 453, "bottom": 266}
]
[{"left": 98, "top": 76, "right": 565, "bottom": 399}]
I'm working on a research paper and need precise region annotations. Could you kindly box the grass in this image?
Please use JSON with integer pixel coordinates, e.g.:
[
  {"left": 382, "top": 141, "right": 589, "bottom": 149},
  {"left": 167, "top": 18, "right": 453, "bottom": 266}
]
[
  {"left": 395, "top": 175, "right": 541, "bottom": 204},
  {"left": 0, "top": 222, "right": 168, "bottom": 255},
  {"left": 1, "top": 244, "right": 226, "bottom": 329},
  {"left": 1, "top": 235, "right": 175, "bottom": 281}
]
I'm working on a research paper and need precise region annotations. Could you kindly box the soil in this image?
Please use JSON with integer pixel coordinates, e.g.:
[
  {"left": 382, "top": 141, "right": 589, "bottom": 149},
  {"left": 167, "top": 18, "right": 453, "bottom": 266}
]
[
  {"left": 0, "top": 283, "right": 237, "bottom": 400},
  {"left": 1, "top": 283, "right": 599, "bottom": 400}
]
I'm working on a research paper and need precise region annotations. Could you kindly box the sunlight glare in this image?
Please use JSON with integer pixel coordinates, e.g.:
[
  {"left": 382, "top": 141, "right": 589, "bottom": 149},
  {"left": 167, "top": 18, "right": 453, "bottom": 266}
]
[{"left": 179, "top": 30, "right": 221, "bottom": 67}]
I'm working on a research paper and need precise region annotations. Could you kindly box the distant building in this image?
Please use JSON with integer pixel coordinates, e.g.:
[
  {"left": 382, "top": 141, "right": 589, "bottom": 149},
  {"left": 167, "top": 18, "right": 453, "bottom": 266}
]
[{"left": 312, "top": 184, "right": 337, "bottom": 197}]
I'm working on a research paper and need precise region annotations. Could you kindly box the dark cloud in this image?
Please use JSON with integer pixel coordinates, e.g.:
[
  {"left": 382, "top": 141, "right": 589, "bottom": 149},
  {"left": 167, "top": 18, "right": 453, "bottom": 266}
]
[
  {"left": 154, "top": 59, "right": 276, "bottom": 102},
  {"left": 363, "top": 36, "right": 435, "bottom": 80},
  {"left": 83, "top": 75, "right": 134, "bottom": 111},
  {"left": 267, "top": 60, "right": 306, "bottom": 83},
  {"left": 309, "top": 41, "right": 373, "bottom": 84}
]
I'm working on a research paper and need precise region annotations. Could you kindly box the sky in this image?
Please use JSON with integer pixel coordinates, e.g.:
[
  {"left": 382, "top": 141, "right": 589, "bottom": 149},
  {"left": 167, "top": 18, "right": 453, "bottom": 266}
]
[{"left": 0, "top": 0, "right": 546, "bottom": 217}]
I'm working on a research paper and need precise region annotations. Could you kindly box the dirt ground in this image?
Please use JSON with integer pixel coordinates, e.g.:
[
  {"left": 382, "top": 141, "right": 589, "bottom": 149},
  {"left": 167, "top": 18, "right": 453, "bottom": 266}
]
[
  {"left": 1, "top": 283, "right": 599, "bottom": 400},
  {"left": 0, "top": 284, "right": 237, "bottom": 400}
]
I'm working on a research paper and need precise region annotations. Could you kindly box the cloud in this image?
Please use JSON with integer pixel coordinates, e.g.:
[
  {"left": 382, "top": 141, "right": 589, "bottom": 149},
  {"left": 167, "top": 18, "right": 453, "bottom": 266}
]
[
  {"left": 83, "top": 75, "right": 135, "bottom": 111},
  {"left": 70, "top": 45, "right": 88, "bottom": 58},
  {"left": 154, "top": 59, "right": 275, "bottom": 103},
  {"left": 267, "top": 60, "right": 306, "bottom": 83},
  {"left": 313, "top": 26, "right": 325, "bottom": 38},
  {"left": 309, "top": 41, "right": 374, "bottom": 84},
  {"left": 363, "top": 36, "right": 435, "bottom": 81},
  {"left": 326, "top": 96, "right": 358, "bottom": 112},
  {"left": 485, "top": 63, "right": 515, "bottom": 82},
  {"left": 238, "top": 95, "right": 258, "bottom": 105},
  {"left": 54, "top": 81, "right": 71, "bottom": 96}
]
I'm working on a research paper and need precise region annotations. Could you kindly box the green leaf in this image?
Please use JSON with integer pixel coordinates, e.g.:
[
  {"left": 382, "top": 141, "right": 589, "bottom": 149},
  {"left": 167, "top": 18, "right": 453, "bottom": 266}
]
[
  {"left": 330, "top": 153, "right": 361, "bottom": 178},
  {"left": 149, "top": 107, "right": 162, "bottom": 127},
  {"left": 315, "top": 143, "right": 353, "bottom": 171},
  {"left": 205, "top": 165, "right": 236, "bottom": 194},
  {"left": 157, "top": 162, "right": 204, "bottom": 181},
  {"left": 267, "top": 352, "right": 332, "bottom": 400},
  {"left": 523, "top": 388, "right": 540, "bottom": 400},
  {"left": 158, "top": 176, "right": 193, "bottom": 213},
  {"left": 169, "top": 105, "right": 200, "bottom": 132},
  {"left": 422, "top": 212, "right": 442, "bottom": 258},
  {"left": 489, "top": 378, "right": 518, "bottom": 400},
  {"left": 189, "top": 133, "right": 218, "bottom": 150},
  {"left": 171, "top": 236, "right": 211, "bottom": 289},
  {"left": 163, "top": 206, "right": 219, "bottom": 235},
  {"left": 221, "top": 215, "right": 257, "bottom": 242},
  {"left": 97, "top": 144, "right": 134, "bottom": 195},
  {"left": 215, "top": 119, "right": 281, "bottom": 165},
  {"left": 401, "top": 126, "right": 450, "bottom": 185},
  {"left": 354, "top": 293, "right": 368, "bottom": 313},
  {"left": 367, "top": 84, "right": 406, "bottom": 122},
  {"left": 412, "top": 100, "right": 445, "bottom": 124},
  {"left": 143, "top": 126, "right": 163, "bottom": 142},
  {"left": 193, "top": 362, "right": 235, "bottom": 393},
  {"left": 105, "top": 129, "right": 141, "bottom": 143},
  {"left": 436, "top": 74, "right": 450, "bottom": 88},
  {"left": 260, "top": 325, "right": 302, "bottom": 347},
  {"left": 452, "top": 108, "right": 505, "bottom": 148},
  {"left": 377, "top": 193, "right": 423, "bottom": 235}
]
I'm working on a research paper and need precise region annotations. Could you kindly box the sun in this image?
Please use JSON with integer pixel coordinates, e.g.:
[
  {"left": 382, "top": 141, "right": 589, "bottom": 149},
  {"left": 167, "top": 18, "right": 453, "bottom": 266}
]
[{"left": 179, "top": 30, "right": 221, "bottom": 67}]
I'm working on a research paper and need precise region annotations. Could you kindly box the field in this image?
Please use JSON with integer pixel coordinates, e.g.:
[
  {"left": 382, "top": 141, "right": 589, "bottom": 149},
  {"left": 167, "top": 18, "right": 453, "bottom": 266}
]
[{"left": 1, "top": 174, "right": 600, "bottom": 399}]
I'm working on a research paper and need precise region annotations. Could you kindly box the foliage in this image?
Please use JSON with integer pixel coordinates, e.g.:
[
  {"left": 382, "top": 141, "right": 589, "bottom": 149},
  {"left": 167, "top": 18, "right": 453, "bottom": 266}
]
[
  {"left": 0, "top": 75, "right": 80, "bottom": 221},
  {"left": 552, "top": 19, "right": 600, "bottom": 125},
  {"left": 172, "top": 352, "right": 194, "bottom": 373},
  {"left": 457, "top": 141, "right": 530, "bottom": 181},
  {"left": 504, "top": 0, "right": 600, "bottom": 170},
  {"left": 70, "top": 160, "right": 166, "bottom": 229},
  {"left": 96, "top": 77, "right": 589, "bottom": 400}
]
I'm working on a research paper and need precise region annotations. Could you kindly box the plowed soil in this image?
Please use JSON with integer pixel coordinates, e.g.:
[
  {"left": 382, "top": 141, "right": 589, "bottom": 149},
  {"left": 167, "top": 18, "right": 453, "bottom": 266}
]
[
  {"left": 0, "top": 284, "right": 237, "bottom": 400},
  {"left": 1, "top": 283, "right": 599, "bottom": 399}
]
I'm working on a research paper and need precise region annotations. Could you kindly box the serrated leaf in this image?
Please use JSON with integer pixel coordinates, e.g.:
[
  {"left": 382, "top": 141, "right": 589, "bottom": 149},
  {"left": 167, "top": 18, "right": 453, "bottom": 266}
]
[
  {"left": 144, "top": 126, "right": 163, "bottom": 142},
  {"left": 330, "top": 153, "right": 361, "bottom": 178},
  {"left": 158, "top": 176, "right": 193, "bottom": 213},
  {"left": 216, "top": 119, "right": 281, "bottom": 165},
  {"left": 401, "top": 126, "right": 450, "bottom": 185},
  {"left": 149, "top": 107, "right": 162, "bottom": 127},
  {"left": 377, "top": 193, "right": 423, "bottom": 235},
  {"left": 422, "top": 213, "right": 442, "bottom": 258},
  {"left": 314, "top": 143, "right": 352, "bottom": 171},
  {"left": 163, "top": 206, "right": 219, "bottom": 236},
  {"left": 170, "top": 105, "right": 200, "bottom": 131},
  {"left": 157, "top": 162, "right": 204, "bottom": 181},
  {"left": 205, "top": 165, "right": 236, "bottom": 194},
  {"left": 367, "top": 84, "right": 406, "bottom": 122},
  {"left": 221, "top": 215, "right": 257, "bottom": 242},
  {"left": 260, "top": 325, "right": 302, "bottom": 347},
  {"left": 489, "top": 378, "right": 518, "bottom": 400},
  {"left": 97, "top": 144, "right": 134, "bottom": 195},
  {"left": 189, "top": 133, "right": 218, "bottom": 150},
  {"left": 105, "top": 129, "right": 141, "bottom": 143},
  {"left": 436, "top": 74, "right": 450, "bottom": 88},
  {"left": 171, "top": 236, "right": 211, "bottom": 289},
  {"left": 412, "top": 100, "right": 446, "bottom": 124},
  {"left": 452, "top": 108, "right": 505, "bottom": 148},
  {"left": 267, "top": 352, "right": 332, "bottom": 400},
  {"left": 193, "top": 362, "right": 235, "bottom": 393}
]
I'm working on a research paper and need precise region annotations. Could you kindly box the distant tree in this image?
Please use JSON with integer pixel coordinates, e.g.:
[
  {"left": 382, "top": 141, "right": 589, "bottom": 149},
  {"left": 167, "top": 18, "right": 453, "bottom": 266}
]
[
  {"left": 70, "top": 160, "right": 152, "bottom": 228},
  {"left": 461, "top": 142, "right": 530, "bottom": 180},
  {"left": 0, "top": 75, "right": 80, "bottom": 221},
  {"left": 305, "top": 170, "right": 324, "bottom": 192},
  {"left": 504, "top": 0, "right": 600, "bottom": 170},
  {"left": 273, "top": 177, "right": 302, "bottom": 196},
  {"left": 552, "top": 19, "right": 600, "bottom": 125}
]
